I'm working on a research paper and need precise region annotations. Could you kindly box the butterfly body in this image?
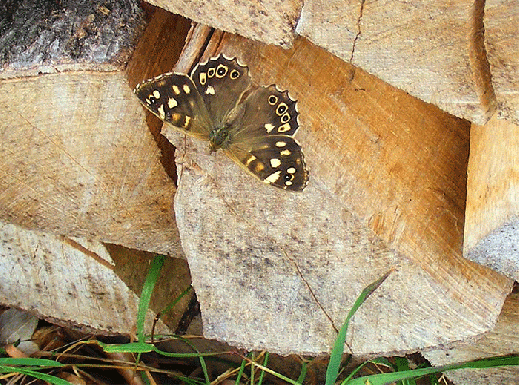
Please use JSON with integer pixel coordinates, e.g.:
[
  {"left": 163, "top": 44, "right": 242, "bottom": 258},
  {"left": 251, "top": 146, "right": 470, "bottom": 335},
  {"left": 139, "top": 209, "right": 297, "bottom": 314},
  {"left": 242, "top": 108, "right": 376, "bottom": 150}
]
[{"left": 134, "top": 55, "right": 308, "bottom": 191}]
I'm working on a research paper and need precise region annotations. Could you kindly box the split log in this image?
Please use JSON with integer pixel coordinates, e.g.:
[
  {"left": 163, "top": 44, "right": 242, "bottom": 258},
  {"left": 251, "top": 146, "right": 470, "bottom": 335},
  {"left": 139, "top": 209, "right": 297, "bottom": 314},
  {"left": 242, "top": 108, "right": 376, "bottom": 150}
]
[
  {"left": 141, "top": 0, "right": 302, "bottom": 47},
  {"left": 464, "top": 117, "right": 519, "bottom": 281},
  {"left": 0, "top": 0, "right": 184, "bottom": 256},
  {"left": 146, "top": 25, "right": 512, "bottom": 355},
  {"left": 424, "top": 292, "right": 519, "bottom": 385},
  {"left": 0, "top": 221, "right": 192, "bottom": 335},
  {"left": 146, "top": 0, "right": 519, "bottom": 127}
]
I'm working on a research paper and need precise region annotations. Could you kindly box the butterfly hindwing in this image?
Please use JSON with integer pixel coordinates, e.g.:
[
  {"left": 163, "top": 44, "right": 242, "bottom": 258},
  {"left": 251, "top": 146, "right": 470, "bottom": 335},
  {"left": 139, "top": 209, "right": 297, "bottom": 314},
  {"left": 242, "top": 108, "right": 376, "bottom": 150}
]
[
  {"left": 226, "top": 135, "right": 308, "bottom": 191},
  {"left": 134, "top": 72, "right": 212, "bottom": 139},
  {"left": 191, "top": 56, "right": 252, "bottom": 127},
  {"left": 226, "top": 85, "right": 308, "bottom": 191}
]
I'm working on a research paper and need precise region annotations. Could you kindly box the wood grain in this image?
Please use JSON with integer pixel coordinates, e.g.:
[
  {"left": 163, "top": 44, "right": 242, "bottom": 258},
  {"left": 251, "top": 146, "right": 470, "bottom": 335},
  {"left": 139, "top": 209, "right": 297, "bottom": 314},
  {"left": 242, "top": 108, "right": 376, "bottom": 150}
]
[
  {"left": 0, "top": 1, "right": 183, "bottom": 256},
  {"left": 464, "top": 117, "right": 519, "bottom": 281},
  {"left": 296, "top": 0, "right": 517, "bottom": 126},
  {"left": 143, "top": 0, "right": 302, "bottom": 47},
  {"left": 424, "top": 293, "right": 519, "bottom": 385},
  {"left": 160, "top": 28, "right": 513, "bottom": 355},
  {"left": 0, "top": 222, "right": 192, "bottom": 335}
]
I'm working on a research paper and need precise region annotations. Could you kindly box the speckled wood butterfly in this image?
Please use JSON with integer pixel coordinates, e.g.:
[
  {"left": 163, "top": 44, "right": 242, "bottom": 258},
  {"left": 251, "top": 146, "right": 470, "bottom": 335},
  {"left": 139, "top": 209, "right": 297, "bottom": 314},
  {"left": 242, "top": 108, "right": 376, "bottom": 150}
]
[{"left": 134, "top": 55, "right": 308, "bottom": 191}]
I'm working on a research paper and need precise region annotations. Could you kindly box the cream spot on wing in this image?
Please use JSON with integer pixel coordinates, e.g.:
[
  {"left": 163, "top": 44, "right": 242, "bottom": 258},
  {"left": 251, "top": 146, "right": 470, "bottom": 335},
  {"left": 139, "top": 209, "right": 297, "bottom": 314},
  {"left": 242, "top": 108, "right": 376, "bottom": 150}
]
[
  {"left": 172, "top": 85, "right": 181, "bottom": 94},
  {"left": 278, "top": 122, "right": 291, "bottom": 133},
  {"left": 287, "top": 167, "right": 296, "bottom": 174},
  {"left": 264, "top": 171, "right": 281, "bottom": 184},
  {"left": 205, "top": 86, "right": 215, "bottom": 95},
  {"left": 245, "top": 155, "right": 256, "bottom": 166},
  {"left": 153, "top": 90, "right": 161, "bottom": 99},
  {"left": 270, "top": 158, "right": 281, "bottom": 168},
  {"left": 199, "top": 72, "right": 207, "bottom": 85},
  {"left": 254, "top": 162, "right": 265, "bottom": 172},
  {"left": 280, "top": 149, "right": 291, "bottom": 156},
  {"left": 265, "top": 123, "right": 275, "bottom": 133},
  {"left": 168, "top": 98, "right": 178, "bottom": 109},
  {"left": 157, "top": 104, "right": 165, "bottom": 119},
  {"left": 183, "top": 116, "right": 191, "bottom": 128},
  {"left": 275, "top": 141, "right": 286, "bottom": 147},
  {"left": 285, "top": 180, "right": 293, "bottom": 186},
  {"left": 183, "top": 84, "right": 191, "bottom": 94}
]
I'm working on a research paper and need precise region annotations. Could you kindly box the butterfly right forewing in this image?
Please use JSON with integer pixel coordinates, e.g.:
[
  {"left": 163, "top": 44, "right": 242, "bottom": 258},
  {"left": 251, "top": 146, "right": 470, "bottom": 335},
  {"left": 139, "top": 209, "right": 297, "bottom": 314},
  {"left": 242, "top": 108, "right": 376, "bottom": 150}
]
[{"left": 134, "top": 72, "right": 213, "bottom": 139}]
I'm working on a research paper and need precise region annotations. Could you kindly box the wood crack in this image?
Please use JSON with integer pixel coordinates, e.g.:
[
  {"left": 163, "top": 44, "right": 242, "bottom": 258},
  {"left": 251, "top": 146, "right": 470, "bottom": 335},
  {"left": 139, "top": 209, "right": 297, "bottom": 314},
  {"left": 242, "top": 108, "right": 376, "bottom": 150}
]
[{"left": 349, "top": 0, "right": 366, "bottom": 64}]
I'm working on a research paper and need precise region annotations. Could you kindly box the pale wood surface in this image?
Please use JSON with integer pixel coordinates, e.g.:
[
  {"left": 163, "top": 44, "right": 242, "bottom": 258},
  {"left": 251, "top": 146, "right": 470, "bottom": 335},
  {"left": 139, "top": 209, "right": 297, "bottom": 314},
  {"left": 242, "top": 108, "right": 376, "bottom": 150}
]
[
  {"left": 298, "top": 0, "right": 489, "bottom": 125},
  {"left": 485, "top": 0, "right": 519, "bottom": 125},
  {"left": 297, "top": 0, "right": 517, "bottom": 126},
  {"left": 144, "top": 0, "right": 518, "bottom": 125},
  {"left": 464, "top": 117, "right": 519, "bottom": 281},
  {"left": 143, "top": 0, "right": 302, "bottom": 47},
  {"left": 0, "top": 71, "right": 180, "bottom": 255},
  {"left": 0, "top": 0, "right": 183, "bottom": 256},
  {"left": 159, "top": 28, "right": 513, "bottom": 355},
  {"left": 0, "top": 222, "right": 191, "bottom": 335},
  {"left": 424, "top": 292, "right": 519, "bottom": 385}
]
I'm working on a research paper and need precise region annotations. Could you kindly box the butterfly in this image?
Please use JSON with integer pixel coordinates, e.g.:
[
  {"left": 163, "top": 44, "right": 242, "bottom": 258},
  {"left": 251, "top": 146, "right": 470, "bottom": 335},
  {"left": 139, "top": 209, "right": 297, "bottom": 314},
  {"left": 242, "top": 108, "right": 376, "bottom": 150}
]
[{"left": 134, "top": 55, "right": 308, "bottom": 191}]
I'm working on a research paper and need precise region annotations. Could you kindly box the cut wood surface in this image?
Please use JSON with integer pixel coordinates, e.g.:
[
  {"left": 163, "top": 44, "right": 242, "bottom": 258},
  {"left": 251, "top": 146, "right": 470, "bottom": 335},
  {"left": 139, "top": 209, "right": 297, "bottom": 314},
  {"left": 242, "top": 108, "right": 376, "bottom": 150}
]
[
  {"left": 143, "top": 0, "right": 518, "bottom": 126},
  {"left": 0, "top": 0, "right": 183, "bottom": 256},
  {"left": 464, "top": 117, "right": 519, "bottom": 281},
  {"left": 485, "top": 0, "right": 519, "bottom": 125},
  {"left": 0, "top": 221, "right": 192, "bottom": 335},
  {"left": 151, "top": 25, "right": 513, "bottom": 355},
  {"left": 142, "top": 0, "right": 302, "bottom": 47},
  {"left": 424, "top": 292, "right": 519, "bottom": 385},
  {"left": 297, "top": 0, "right": 517, "bottom": 126}
]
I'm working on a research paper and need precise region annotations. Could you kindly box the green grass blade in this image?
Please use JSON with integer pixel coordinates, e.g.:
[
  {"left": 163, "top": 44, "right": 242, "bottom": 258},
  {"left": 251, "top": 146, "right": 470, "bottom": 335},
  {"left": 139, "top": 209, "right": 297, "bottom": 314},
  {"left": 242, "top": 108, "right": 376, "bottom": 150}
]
[
  {"left": 137, "top": 254, "right": 165, "bottom": 342},
  {"left": 249, "top": 361, "right": 304, "bottom": 385},
  {"left": 345, "top": 355, "right": 519, "bottom": 385},
  {"left": 0, "top": 365, "right": 72, "bottom": 385},
  {"left": 296, "top": 361, "right": 307, "bottom": 384},
  {"left": 97, "top": 341, "right": 155, "bottom": 353},
  {"left": 235, "top": 357, "right": 247, "bottom": 385},
  {"left": 0, "top": 358, "right": 63, "bottom": 367},
  {"left": 257, "top": 352, "right": 269, "bottom": 385},
  {"left": 394, "top": 356, "right": 416, "bottom": 385},
  {"left": 326, "top": 270, "right": 392, "bottom": 385},
  {"left": 160, "top": 285, "right": 193, "bottom": 316}
]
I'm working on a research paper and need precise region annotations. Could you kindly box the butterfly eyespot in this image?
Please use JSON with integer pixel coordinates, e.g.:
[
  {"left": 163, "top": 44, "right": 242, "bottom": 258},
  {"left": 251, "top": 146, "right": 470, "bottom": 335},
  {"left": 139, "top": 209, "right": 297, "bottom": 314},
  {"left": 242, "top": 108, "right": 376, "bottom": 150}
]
[
  {"left": 230, "top": 69, "right": 240, "bottom": 79},
  {"left": 268, "top": 95, "right": 278, "bottom": 105},
  {"left": 147, "top": 96, "right": 158, "bottom": 105},
  {"left": 216, "top": 65, "right": 228, "bottom": 77},
  {"left": 276, "top": 103, "right": 287, "bottom": 115},
  {"left": 208, "top": 68, "right": 216, "bottom": 77},
  {"left": 280, "top": 113, "right": 290, "bottom": 123}
]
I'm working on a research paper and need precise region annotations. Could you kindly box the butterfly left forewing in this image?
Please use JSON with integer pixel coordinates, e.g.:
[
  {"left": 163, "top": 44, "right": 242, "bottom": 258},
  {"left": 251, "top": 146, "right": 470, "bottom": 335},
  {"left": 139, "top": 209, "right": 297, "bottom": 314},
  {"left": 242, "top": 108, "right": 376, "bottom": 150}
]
[{"left": 134, "top": 72, "right": 213, "bottom": 139}]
